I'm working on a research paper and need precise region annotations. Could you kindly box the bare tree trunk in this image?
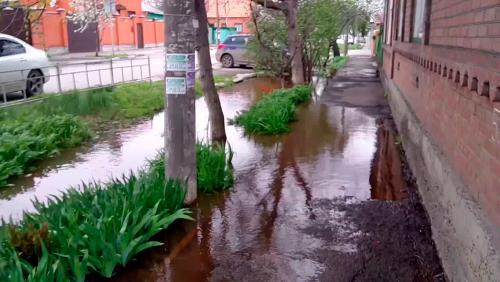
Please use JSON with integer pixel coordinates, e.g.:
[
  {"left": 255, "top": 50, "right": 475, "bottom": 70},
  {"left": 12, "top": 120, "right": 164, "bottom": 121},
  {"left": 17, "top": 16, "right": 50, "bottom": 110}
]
[
  {"left": 287, "top": 0, "right": 304, "bottom": 85},
  {"left": 343, "top": 26, "right": 349, "bottom": 56},
  {"left": 95, "top": 24, "right": 100, "bottom": 57},
  {"left": 195, "top": 0, "right": 227, "bottom": 146},
  {"left": 165, "top": 0, "right": 197, "bottom": 204},
  {"left": 332, "top": 41, "right": 340, "bottom": 57}
]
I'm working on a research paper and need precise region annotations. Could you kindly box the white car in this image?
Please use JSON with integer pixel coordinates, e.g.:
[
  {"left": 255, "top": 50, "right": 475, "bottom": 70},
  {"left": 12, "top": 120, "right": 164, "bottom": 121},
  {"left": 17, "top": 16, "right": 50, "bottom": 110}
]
[{"left": 0, "top": 33, "right": 51, "bottom": 97}]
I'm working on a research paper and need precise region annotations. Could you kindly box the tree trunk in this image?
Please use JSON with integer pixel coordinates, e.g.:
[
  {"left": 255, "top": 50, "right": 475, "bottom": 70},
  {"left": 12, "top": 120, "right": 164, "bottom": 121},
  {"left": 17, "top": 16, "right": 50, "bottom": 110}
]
[
  {"left": 95, "top": 24, "right": 100, "bottom": 57},
  {"left": 165, "top": 0, "right": 197, "bottom": 204},
  {"left": 332, "top": 41, "right": 340, "bottom": 57},
  {"left": 195, "top": 0, "right": 227, "bottom": 146},
  {"left": 287, "top": 0, "right": 304, "bottom": 85},
  {"left": 343, "top": 29, "right": 349, "bottom": 56}
]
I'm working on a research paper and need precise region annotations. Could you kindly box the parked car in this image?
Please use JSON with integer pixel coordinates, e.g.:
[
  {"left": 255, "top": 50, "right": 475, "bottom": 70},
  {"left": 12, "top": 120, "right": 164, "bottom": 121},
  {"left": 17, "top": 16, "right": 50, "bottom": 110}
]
[
  {"left": 215, "top": 34, "right": 253, "bottom": 68},
  {"left": 0, "top": 33, "right": 51, "bottom": 97}
]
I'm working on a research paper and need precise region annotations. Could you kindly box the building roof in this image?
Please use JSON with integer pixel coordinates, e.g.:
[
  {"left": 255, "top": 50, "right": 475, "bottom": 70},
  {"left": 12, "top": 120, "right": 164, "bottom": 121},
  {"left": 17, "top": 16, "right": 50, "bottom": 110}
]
[{"left": 141, "top": 2, "right": 163, "bottom": 15}]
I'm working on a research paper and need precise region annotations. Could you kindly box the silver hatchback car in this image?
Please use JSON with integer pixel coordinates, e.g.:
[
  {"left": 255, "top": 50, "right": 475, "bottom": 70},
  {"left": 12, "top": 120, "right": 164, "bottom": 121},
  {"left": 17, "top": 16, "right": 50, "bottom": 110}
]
[{"left": 215, "top": 35, "right": 253, "bottom": 68}]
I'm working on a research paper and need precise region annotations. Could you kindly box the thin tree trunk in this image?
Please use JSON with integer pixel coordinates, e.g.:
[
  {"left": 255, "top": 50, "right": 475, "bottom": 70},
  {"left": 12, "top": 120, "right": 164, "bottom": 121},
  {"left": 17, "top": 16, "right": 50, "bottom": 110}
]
[
  {"left": 165, "top": 0, "right": 197, "bottom": 204},
  {"left": 95, "top": 24, "right": 100, "bottom": 57},
  {"left": 287, "top": 0, "right": 304, "bottom": 85},
  {"left": 332, "top": 41, "right": 340, "bottom": 57},
  {"left": 195, "top": 0, "right": 227, "bottom": 146},
  {"left": 343, "top": 29, "right": 349, "bottom": 56}
]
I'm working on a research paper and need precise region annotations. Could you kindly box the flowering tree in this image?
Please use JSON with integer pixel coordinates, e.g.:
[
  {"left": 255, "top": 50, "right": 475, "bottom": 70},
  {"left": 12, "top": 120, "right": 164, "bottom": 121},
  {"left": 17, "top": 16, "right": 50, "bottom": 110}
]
[{"left": 67, "top": 0, "right": 114, "bottom": 55}]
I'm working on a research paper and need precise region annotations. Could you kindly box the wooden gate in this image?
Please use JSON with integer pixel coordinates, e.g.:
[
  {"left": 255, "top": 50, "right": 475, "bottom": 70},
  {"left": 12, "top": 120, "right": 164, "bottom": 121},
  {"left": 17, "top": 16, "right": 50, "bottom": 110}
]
[
  {"left": 137, "top": 23, "right": 144, "bottom": 49},
  {"left": 0, "top": 8, "right": 30, "bottom": 43},
  {"left": 67, "top": 21, "right": 98, "bottom": 53}
]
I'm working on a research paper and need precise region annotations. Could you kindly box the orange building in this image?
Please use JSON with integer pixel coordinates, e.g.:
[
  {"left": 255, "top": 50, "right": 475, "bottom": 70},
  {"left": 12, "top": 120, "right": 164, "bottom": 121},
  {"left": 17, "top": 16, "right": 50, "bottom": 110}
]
[
  {"left": 26, "top": 0, "right": 165, "bottom": 54},
  {"left": 205, "top": 0, "right": 252, "bottom": 34}
]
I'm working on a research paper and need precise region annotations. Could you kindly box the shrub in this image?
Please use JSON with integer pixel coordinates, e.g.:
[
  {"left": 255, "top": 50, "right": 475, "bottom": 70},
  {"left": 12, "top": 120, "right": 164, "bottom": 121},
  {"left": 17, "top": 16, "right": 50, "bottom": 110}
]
[
  {"left": 233, "top": 85, "right": 311, "bottom": 135},
  {"left": 0, "top": 165, "right": 190, "bottom": 281}
]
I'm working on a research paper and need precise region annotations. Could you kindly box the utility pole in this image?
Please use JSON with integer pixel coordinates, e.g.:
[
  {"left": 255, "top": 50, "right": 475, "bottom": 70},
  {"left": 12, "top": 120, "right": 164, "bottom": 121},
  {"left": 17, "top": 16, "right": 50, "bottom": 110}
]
[{"left": 164, "top": 1, "right": 197, "bottom": 204}]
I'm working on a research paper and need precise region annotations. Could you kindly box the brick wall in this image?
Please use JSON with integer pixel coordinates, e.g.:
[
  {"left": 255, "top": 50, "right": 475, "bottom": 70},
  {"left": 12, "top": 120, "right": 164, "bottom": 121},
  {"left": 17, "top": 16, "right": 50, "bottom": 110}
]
[
  {"left": 384, "top": 0, "right": 500, "bottom": 229},
  {"left": 380, "top": 0, "right": 499, "bottom": 278},
  {"left": 429, "top": 0, "right": 499, "bottom": 53}
]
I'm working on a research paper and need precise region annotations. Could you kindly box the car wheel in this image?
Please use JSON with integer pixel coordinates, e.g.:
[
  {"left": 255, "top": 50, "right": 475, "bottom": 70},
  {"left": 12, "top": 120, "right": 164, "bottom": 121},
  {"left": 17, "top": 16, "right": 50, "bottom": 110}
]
[
  {"left": 221, "top": 54, "right": 234, "bottom": 68},
  {"left": 26, "top": 70, "right": 44, "bottom": 97}
]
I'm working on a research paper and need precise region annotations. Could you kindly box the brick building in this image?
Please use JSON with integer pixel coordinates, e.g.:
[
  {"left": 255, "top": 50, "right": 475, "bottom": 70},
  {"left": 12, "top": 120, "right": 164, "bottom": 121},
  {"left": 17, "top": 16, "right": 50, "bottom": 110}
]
[
  {"left": 206, "top": 0, "right": 252, "bottom": 35},
  {"left": 379, "top": 0, "right": 499, "bottom": 280},
  {"left": 2, "top": 0, "right": 165, "bottom": 54}
]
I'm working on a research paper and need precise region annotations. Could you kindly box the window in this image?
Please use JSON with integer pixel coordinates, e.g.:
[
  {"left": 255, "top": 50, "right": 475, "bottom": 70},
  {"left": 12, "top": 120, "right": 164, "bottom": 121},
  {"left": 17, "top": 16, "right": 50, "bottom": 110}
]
[
  {"left": 412, "top": 0, "right": 427, "bottom": 43},
  {"left": 397, "top": 0, "right": 406, "bottom": 41},
  {"left": 385, "top": 0, "right": 394, "bottom": 45},
  {"left": 224, "top": 36, "right": 246, "bottom": 45},
  {"left": 0, "top": 40, "right": 26, "bottom": 57},
  {"left": 235, "top": 23, "right": 243, "bottom": 33}
]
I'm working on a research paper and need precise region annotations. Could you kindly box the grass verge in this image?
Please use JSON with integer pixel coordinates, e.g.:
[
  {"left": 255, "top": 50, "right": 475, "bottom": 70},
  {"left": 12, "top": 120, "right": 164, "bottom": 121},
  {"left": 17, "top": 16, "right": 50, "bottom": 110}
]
[
  {"left": 233, "top": 85, "right": 311, "bottom": 135},
  {"left": 0, "top": 165, "right": 190, "bottom": 281},
  {"left": 195, "top": 75, "right": 235, "bottom": 97}
]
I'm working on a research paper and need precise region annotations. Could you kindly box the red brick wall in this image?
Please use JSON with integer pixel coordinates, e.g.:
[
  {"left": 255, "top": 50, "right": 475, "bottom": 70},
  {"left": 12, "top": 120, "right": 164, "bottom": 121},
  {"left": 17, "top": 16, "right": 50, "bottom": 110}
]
[
  {"left": 429, "top": 1, "right": 499, "bottom": 53},
  {"left": 382, "top": 0, "right": 500, "bottom": 227},
  {"left": 207, "top": 17, "right": 253, "bottom": 33}
]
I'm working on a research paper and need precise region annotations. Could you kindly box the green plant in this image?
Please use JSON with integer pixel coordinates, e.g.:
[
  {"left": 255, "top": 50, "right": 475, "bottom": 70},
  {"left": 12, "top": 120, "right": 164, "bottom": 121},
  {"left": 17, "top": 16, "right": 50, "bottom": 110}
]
[
  {"left": 196, "top": 143, "right": 233, "bottom": 193},
  {"left": 327, "top": 56, "right": 349, "bottom": 76},
  {"left": 0, "top": 163, "right": 191, "bottom": 281},
  {"left": 149, "top": 142, "right": 234, "bottom": 193},
  {"left": 0, "top": 114, "right": 92, "bottom": 186},
  {"left": 233, "top": 85, "right": 311, "bottom": 135}
]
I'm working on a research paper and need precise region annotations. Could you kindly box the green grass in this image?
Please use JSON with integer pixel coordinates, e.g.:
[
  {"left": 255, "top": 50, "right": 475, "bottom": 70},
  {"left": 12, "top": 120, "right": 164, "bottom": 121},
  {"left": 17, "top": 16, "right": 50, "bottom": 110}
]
[
  {"left": 150, "top": 143, "right": 233, "bottom": 193},
  {"left": 338, "top": 43, "right": 363, "bottom": 51},
  {"left": 233, "top": 85, "right": 311, "bottom": 135},
  {"left": 0, "top": 164, "right": 190, "bottom": 281},
  {"left": 0, "top": 115, "right": 92, "bottom": 186},
  {"left": 5, "top": 82, "right": 165, "bottom": 121},
  {"left": 327, "top": 56, "right": 349, "bottom": 76},
  {"left": 195, "top": 75, "right": 234, "bottom": 97}
]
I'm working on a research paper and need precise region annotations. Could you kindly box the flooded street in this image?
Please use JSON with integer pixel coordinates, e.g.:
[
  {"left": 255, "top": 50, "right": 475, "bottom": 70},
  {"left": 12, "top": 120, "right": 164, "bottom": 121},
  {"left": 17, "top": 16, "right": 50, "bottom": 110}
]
[
  {"left": 109, "top": 55, "right": 442, "bottom": 281},
  {"left": 1, "top": 54, "right": 444, "bottom": 281}
]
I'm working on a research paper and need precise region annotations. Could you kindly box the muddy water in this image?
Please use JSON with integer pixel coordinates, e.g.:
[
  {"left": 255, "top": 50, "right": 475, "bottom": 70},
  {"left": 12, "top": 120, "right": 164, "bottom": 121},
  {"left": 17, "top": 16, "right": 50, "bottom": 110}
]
[
  {"left": 1, "top": 74, "right": 421, "bottom": 280},
  {"left": 0, "top": 78, "right": 282, "bottom": 220},
  {"left": 105, "top": 80, "right": 396, "bottom": 281}
]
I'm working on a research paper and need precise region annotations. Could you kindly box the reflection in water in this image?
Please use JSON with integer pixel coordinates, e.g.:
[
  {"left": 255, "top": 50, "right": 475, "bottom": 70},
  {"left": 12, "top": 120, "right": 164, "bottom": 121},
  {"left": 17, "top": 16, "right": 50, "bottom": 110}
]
[{"left": 369, "top": 118, "right": 408, "bottom": 201}]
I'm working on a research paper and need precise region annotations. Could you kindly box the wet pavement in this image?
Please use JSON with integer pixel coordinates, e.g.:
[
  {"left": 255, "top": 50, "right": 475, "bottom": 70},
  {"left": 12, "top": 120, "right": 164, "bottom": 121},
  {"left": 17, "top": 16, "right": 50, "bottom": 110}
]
[{"left": 1, "top": 52, "right": 444, "bottom": 281}]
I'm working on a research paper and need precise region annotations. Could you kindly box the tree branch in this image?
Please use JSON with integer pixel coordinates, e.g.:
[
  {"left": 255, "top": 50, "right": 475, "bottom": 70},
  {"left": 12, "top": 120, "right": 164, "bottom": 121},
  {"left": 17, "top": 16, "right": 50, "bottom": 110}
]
[{"left": 251, "top": 0, "right": 287, "bottom": 12}]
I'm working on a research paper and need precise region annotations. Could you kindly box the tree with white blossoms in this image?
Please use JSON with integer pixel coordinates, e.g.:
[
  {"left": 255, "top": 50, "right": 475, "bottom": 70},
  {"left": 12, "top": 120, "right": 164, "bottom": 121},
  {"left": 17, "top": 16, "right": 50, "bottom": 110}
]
[{"left": 67, "top": 0, "right": 114, "bottom": 56}]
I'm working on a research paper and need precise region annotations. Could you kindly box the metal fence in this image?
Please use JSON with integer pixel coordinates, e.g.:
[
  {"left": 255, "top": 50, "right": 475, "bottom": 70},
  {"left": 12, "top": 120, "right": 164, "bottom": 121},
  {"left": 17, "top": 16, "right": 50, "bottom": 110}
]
[{"left": 0, "top": 56, "right": 156, "bottom": 107}]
